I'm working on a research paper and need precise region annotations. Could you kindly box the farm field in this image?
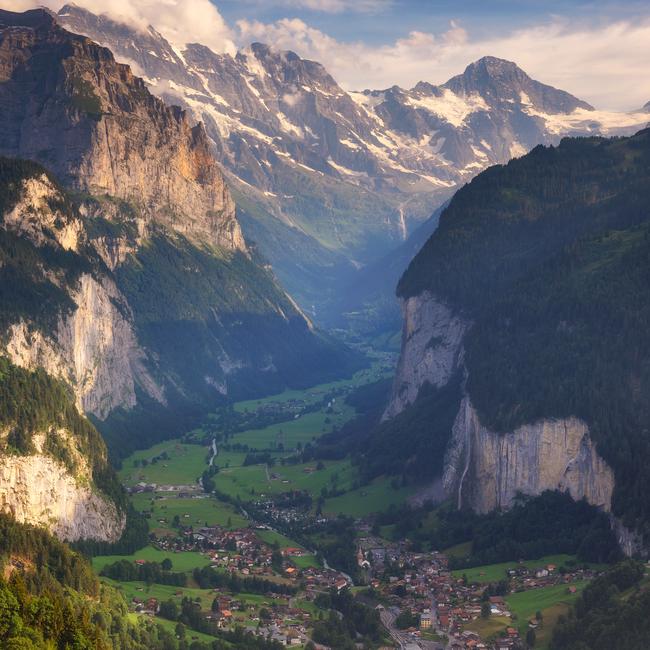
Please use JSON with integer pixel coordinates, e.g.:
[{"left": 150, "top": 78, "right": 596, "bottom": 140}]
[
  {"left": 227, "top": 407, "right": 352, "bottom": 451},
  {"left": 508, "top": 581, "right": 587, "bottom": 648},
  {"left": 93, "top": 546, "right": 212, "bottom": 574},
  {"left": 323, "top": 478, "right": 415, "bottom": 517},
  {"left": 255, "top": 529, "right": 303, "bottom": 549},
  {"left": 213, "top": 457, "right": 356, "bottom": 502},
  {"left": 451, "top": 554, "right": 580, "bottom": 584},
  {"left": 119, "top": 441, "right": 209, "bottom": 487},
  {"left": 131, "top": 493, "right": 248, "bottom": 532},
  {"left": 462, "top": 581, "right": 588, "bottom": 648}
]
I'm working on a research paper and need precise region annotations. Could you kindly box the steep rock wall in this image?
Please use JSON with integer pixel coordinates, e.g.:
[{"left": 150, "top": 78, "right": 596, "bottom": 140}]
[
  {"left": 0, "top": 9, "right": 245, "bottom": 252},
  {"left": 443, "top": 397, "right": 614, "bottom": 513},
  {"left": 0, "top": 431, "right": 123, "bottom": 542},
  {"left": 1, "top": 174, "right": 163, "bottom": 419},
  {"left": 384, "top": 291, "right": 467, "bottom": 419},
  {"left": 5, "top": 273, "right": 163, "bottom": 420},
  {"left": 0, "top": 454, "right": 123, "bottom": 542}
]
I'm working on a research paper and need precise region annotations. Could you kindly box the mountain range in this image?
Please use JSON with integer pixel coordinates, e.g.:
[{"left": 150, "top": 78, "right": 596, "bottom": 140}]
[
  {"left": 0, "top": 7, "right": 359, "bottom": 538},
  {"left": 54, "top": 3, "right": 650, "bottom": 318}
]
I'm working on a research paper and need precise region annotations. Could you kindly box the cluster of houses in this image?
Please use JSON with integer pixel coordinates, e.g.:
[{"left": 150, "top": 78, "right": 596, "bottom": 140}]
[{"left": 356, "top": 536, "right": 596, "bottom": 650}]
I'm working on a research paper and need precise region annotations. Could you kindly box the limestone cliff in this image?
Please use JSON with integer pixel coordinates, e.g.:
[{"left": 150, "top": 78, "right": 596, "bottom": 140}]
[
  {"left": 0, "top": 8, "right": 244, "bottom": 252},
  {"left": 0, "top": 433, "right": 123, "bottom": 542},
  {"left": 443, "top": 397, "right": 614, "bottom": 513},
  {"left": 0, "top": 359, "right": 126, "bottom": 542},
  {"left": 384, "top": 291, "right": 467, "bottom": 420},
  {"left": 0, "top": 169, "right": 163, "bottom": 419},
  {"left": 386, "top": 291, "right": 616, "bottom": 522},
  {"left": 387, "top": 129, "right": 650, "bottom": 551},
  {"left": 0, "top": 8, "right": 360, "bottom": 449}
]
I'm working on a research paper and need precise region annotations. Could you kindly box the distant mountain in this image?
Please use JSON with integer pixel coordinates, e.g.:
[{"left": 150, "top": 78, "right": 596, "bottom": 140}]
[
  {"left": 386, "top": 128, "right": 650, "bottom": 553},
  {"left": 0, "top": 8, "right": 359, "bottom": 463},
  {"left": 54, "top": 4, "right": 650, "bottom": 316}
]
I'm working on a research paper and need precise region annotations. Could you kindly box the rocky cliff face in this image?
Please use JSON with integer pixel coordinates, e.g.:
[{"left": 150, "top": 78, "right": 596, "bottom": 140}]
[
  {"left": 0, "top": 8, "right": 243, "bottom": 252},
  {"left": 386, "top": 292, "right": 616, "bottom": 522},
  {"left": 384, "top": 291, "right": 467, "bottom": 419},
  {"left": 0, "top": 170, "right": 162, "bottom": 420},
  {"left": 443, "top": 397, "right": 614, "bottom": 513},
  {"left": 0, "top": 10, "right": 359, "bottom": 439},
  {"left": 0, "top": 433, "right": 123, "bottom": 542},
  {"left": 5, "top": 274, "right": 160, "bottom": 420}
]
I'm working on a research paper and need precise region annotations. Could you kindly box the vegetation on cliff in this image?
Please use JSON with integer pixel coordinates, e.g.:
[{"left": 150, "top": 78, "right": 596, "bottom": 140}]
[
  {"left": 0, "top": 356, "right": 124, "bottom": 510},
  {"left": 397, "top": 128, "right": 650, "bottom": 538},
  {"left": 551, "top": 560, "right": 648, "bottom": 650}
]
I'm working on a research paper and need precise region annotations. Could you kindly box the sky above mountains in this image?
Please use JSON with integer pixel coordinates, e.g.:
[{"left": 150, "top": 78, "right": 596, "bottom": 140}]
[{"left": 6, "top": 0, "right": 650, "bottom": 110}]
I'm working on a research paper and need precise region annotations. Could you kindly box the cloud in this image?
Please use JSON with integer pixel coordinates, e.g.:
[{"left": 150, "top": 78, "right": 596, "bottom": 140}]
[
  {"left": 236, "top": 16, "right": 650, "bottom": 111},
  {"left": 4, "top": 1, "right": 649, "bottom": 110},
  {"left": 4, "top": 0, "right": 237, "bottom": 54}
]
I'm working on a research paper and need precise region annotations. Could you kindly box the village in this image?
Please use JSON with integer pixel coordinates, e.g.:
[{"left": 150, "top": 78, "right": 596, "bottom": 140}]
[
  {"left": 108, "top": 366, "right": 610, "bottom": 650},
  {"left": 356, "top": 536, "right": 602, "bottom": 650}
]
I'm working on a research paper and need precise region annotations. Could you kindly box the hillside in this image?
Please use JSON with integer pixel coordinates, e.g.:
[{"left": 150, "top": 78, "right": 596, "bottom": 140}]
[
  {"left": 0, "top": 9, "right": 361, "bottom": 459},
  {"left": 386, "top": 128, "right": 650, "bottom": 548}
]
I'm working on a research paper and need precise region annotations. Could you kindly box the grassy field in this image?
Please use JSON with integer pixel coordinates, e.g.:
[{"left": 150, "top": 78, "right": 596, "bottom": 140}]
[
  {"left": 131, "top": 493, "right": 249, "bottom": 533},
  {"left": 462, "top": 581, "right": 588, "bottom": 647},
  {"left": 255, "top": 529, "right": 303, "bottom": 549},
  {"left": 92, "top": 546, "right": 212, "bottom": 574},
  {"left": 444, "top": 541, "right": 473, "bottom": 559},
  {"left": 119, "top": 441, "right": 209, "bottom": 487},
  {"left": 213, "top": 457, "right": 355, "bottom": 502},
  {"left": 507, "top": 581, "right": 587, "bottom": 648},
  {"left": 463, "top": 615, "right": 511, "bottom": 640},
  {"left": 233, "top": 362, "right": 391, "bottom": 414},
  {"left": 291, "top": 554, "right": 320, "bottom": 569},
  {"left": 227, "top": 406, "right": 355, "bottom": 452},
  {"left": 153, "top": 616, "right": 217, "bottom": 644},
  {"left": 451, "top": 555, "right": 578, "bottom": 584},
  {"left": 323, "top": 478, "right": 415, "bottom": 517}
]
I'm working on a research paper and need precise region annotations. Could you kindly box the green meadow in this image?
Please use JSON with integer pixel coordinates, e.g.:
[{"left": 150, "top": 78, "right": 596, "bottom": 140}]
[
  {"left": 93, "top": 546, "right": 212, "bottom": 574},
  {"left": 119, "top": 441, "right": 210, "bottom": 487},
  {"left": 451, "top": 555, "right": 579, "bottom": 584},
  {"left": 131, "top": 493, "right": 248, "bottom": 533},
  {"left": 213, "top": 457, "right": 356, "bottom": 502},
  {"left": 323, "top": 478, "right": 415, "bottom": 518}
]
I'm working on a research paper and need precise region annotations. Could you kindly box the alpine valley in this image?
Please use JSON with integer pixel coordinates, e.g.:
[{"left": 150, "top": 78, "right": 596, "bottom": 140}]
[
  {"left": 54, "top": 3, "right": 650, "bottom": 322},
  {"left": 0, "top": 3, "right": 648, "bottom": 650}
]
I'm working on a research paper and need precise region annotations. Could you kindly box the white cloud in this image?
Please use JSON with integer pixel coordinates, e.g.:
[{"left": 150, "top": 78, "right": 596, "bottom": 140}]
[
  {"left": 4, "top": 0, "right": 237, "bottom": 54},
  {"left": 236, "top": 16, "right": 650, "bottom": 111}
]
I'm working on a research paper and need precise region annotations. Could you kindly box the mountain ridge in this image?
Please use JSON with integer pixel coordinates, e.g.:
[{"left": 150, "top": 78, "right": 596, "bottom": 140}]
[
  {"left": 0, "top": 8, "right": 361, "bottom": 459},
  {"left": 54, "top": 3, "right": 650, "bottom": 318}
]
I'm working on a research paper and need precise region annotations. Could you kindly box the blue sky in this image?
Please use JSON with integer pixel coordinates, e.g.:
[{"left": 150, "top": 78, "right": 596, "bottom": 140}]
[{"left": 217, "top": 0, "right": 650, "bottom": 44}]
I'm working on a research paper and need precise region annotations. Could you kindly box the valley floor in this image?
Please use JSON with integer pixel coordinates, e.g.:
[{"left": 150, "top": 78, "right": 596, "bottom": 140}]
[{"left": 93, "top": 350, "right": 619, "bottom": 650}]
